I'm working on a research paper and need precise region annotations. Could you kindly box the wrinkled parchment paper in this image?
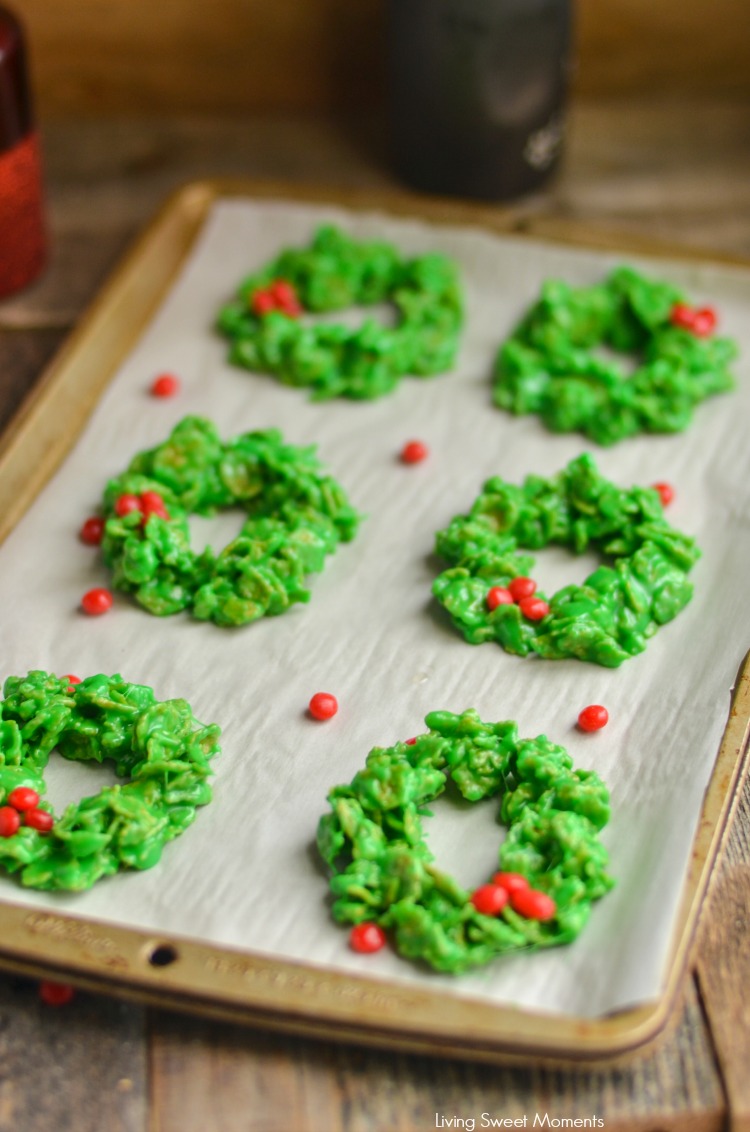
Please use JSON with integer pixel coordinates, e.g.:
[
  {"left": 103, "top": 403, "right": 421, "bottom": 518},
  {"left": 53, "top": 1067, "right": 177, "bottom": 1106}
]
[{"left": 0, "top": 199, "right": 749, "bottom": 1018}]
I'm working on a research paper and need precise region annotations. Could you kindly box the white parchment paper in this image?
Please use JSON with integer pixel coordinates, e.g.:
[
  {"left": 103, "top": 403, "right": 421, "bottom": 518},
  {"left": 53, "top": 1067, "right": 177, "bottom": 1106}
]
[{"left": 0, "top": 199, "right": 749, "bottom": 1019}]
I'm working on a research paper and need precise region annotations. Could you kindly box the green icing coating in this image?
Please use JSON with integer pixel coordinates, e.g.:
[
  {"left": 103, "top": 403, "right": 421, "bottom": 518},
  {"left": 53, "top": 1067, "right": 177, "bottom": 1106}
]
[
  {"left": 317, "top": 709, "right": 613, "bottom": 973},
  {"left": 493, "top": 266, "right": 737, "bottom": 445},
  {"left": 433, "top": 454, "right": 700, "bottom": 667},
  {"left": 100, "top": 415, "right": 360, "bottom": 626},
  {"left": 217, "top": 224, "right": 464, "bottom": 400},
  {"left": 0, "top": 671, "right": 221, "bottom": 891}
]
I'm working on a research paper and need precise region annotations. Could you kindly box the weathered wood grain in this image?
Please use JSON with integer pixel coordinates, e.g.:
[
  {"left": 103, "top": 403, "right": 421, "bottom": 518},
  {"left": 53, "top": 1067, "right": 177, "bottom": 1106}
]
[
  {"left": 2, "top": 99, "right": 748, "bottom": 333},
  {"left": 149, "top": 982, "right": 724, "bottom": 1132},
  {"left": 0, "top": 973, "right": 147, "bottom": 1132},
  {"left": 16, "top": 0, "right": 750, "bottom": 119}
]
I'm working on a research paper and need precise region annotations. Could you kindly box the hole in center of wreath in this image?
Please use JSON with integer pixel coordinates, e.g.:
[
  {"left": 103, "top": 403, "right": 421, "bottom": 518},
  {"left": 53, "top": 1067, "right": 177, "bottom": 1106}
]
[
  {"left": 43, "top": 750, "right": 121, "bottom": 815},
  {"left": 300, "top": 301, "right": 397, "bottom": 333},
  {"left": 589, "top": 342, "right": 640, "bottom": 378},
  {"left": 189, "top": 509, "right": 249, "bottom": 556},
  {"left": 516, "top": 543, "right": 603, "bottom": 598},
  {"left": 425, "top": 788, "right": 506, "bottom": 889}
]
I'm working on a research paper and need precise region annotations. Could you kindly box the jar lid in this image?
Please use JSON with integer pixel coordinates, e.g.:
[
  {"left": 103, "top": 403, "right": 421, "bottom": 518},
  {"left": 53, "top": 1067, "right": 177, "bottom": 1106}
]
[{"left": 0, "top": 7, "right": 32, "bottom": 152}]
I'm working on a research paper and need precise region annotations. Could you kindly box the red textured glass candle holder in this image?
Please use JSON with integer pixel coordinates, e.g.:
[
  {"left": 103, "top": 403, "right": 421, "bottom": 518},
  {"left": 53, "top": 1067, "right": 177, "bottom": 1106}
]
[{"left": 0, "top": 6, "right": 46, "bottom": 299}]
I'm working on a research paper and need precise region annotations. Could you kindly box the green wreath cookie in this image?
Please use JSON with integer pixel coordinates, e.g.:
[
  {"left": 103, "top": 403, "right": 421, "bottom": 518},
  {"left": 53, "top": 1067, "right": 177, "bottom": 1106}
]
[
  {"left": 317, "top": 709, "right": 613, "bottom": 973},
  {"left": 433, "top": 454, "right": 700, "bottom": 667},
  {"left": 217, "top": 224, "right": 464, "bottom": 400},
  {"left": 493, "top": 266, "right": 737, "bottom": 445},
  {"left": 99, "top": 416, "right": 360, "bottom": 627},
  {"left": 0, "top": 671, "right": 221, "bottom": 891}
]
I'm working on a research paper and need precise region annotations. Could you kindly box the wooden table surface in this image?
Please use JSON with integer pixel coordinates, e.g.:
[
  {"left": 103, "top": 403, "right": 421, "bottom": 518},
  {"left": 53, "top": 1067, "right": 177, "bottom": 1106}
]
[{"left": 0, "top": 97, "right": 749, "bottom": 1132}]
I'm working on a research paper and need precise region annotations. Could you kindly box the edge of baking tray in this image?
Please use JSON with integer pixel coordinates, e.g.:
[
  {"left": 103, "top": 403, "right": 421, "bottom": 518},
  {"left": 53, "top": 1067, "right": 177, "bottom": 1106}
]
[{"left": 0, "top": 177, "right": 748, "bottom": 1066}]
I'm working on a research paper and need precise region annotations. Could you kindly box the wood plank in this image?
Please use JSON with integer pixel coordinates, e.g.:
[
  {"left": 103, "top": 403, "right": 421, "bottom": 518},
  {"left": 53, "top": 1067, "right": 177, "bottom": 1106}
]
[
  {"left": 3, "top": 99, "right": 749, "bottom": 332},
  {"left": 696, "top": 776, "right": 750, "bottom": 1130},
  {"left": 16, "top": 0, "right": 750, "bottom": 119},
  {"left": 149, "top": 981, "right": 723, "bottom": 1132},
  {"left": 0, "top": 972, "right": 147, "bottom": 1132}
]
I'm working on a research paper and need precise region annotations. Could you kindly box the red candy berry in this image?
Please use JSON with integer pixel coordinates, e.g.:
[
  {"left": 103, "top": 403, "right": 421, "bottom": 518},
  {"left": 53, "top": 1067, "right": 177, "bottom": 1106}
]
[
  {"left": 519, "top": 597, "right": 549, "bottom": 621},
  {"left": 492, "top": 872, "right": 529, "bottom": 896},
  {"left": 79, "top": 517, "right": 104, "bottom": 546},
  {"left": 510, "top": 887, "right": 557, "bottom": 921},
  {"left": 509, "top": 577, "right": 536, "bottom": 602},
  {"left": 400, "top": 440, "right": 429, "bottom": 465},
  {"left": 652, "top": 482, "right": 675, "bottom": 507},
  {"left": 0, "top": 807, "right": 20, "bottom": 837},
  {"left": 150, "top": 373, "right": 180, "bottom": 398},
  {"left": 349, "top": 922, "right": 387, "bottom": 954},
  {"left": 270, "top": 279, "right": 302, "bottom": 316},
  {"left": 405, "top": 737, "right": 417, "bottom": 745},
  {"left": 670, "top": 302, "right": 696, "bottom": 330},
  {"left": 140, "top": 491, "right": 168, "bottom": 522},
  {"left": 251, "top": 290, "right": 275, "bottom": 316},
  {"left": 114, "top": 493, "right": 141, "bottom": 517},
  {"left": 692, "top": 307, "right": 717, "bottom": 337},
  {"left": 577, "top": 704, "right": 609, "bottom": 732},
  {"left": 471, "top": 884, "right": 509, "bottom": 916},
  {"left": 63, "top": 674, "right": 81, "bottom": 695},
  {"left": 81, "top": 588, "right": 113, "bottom": 616},
  {"left": 308, "top": 692, "right": 338, "bottom": 721},
  {"left": 39, "top": 981, "right": 75, "bottom": 1007},
  {"left": 8, "top": 787, "right": 40, "bottom": 812},
  {"left": 486, "top": 586, "right": 513, "bottom": 611},
  {"left": 24, "top": 809, "right": 54, "bottom": 832}
]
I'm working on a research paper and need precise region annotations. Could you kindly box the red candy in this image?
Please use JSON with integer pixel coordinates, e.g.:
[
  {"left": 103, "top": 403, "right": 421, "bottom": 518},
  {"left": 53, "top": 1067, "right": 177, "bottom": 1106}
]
[
  {"left": 486, "top": 586, "right": 513, "bottom": 611},
  {"left": 151, "top": 373, "right": 181, "bottom": 398},
  {"left": 519, "top": 597, "right": 549, "bottom": 621},
  {"left": 400, "top": 440, "right": 429, "bottom": 465},
  {"left": 79, "top": 517, "right": 104, "bottom": 546},
  {"left": 670, "top": 302, "right": 717, "bottom": 337},
  {"left": 652, "top": 482, "right": 675, "bottom": 507},
  {"left": 24, "top": 809, "right": 54, "bottom": 832},
  {"left": 492, "top": 872, "right": 529, "bottom": 896},
  {"left": 509, "top": 577, "right": 536, "bottom": 602},
  {"left": 140, "top": 491, "right": 168, "bottom": 522},
  {"left": 349, "top": 922, "right": 387, "bottom": 954},
  {"left": 577, "top": 704, "right": 609, "bottom": 732},
  {"left": 308, "top": 692, "right": 338, "bottom": 721},
  {"left": 405, "top": 737, "right": 417, "bottom": 745},
  {"left": 114, "top": 493, "right": 141, "bottom": 517},
  {"left": 470, "top": 884, "right": 509, "bottom": 916},
  {"left": 81, "top": 588, "right": 113, "bottom": 616},
  {"left": 270, "top": 279, "right": 302, "bottom": 316},
  {"left": 39, "top": 981, "right": 75, "bottom": 1007},
  {"left": 0, "top": 806, "right": 20, "bottom": 838},
  {"left": 670, "top": 302, "right": 696, "bottom": 330},
  {"left": 510, "top": 887, "right": 557, "bottom": 921},
  {"left": 692, "top": 307, "right": 717, "bottom": 337},
  {"left": 7, "top": 787, "right": 40, "bottom": 812}
]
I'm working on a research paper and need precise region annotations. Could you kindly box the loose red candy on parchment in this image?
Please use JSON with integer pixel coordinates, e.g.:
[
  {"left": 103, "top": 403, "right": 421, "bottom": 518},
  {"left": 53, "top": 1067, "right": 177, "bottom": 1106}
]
[
  {"left": 81, "top": 588, "right": 113, "bottom": 616},
  {"left": 308, "top": 692, "right": 338, "bottom": 721},
  {"left": 79, "top": 517, "right": 104, "bottom": 546},
  {"left": 349, "top": 922, "right": 386, "bottom": 953},
  {"left": 151, "top": 373, "right": 180, "bottom": 398},
  {"left": 577, "top": 704, "right": 609, "bottom": 732},
  {"left": 400, "top": 440, "right": 429, "bottom": 465}
]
